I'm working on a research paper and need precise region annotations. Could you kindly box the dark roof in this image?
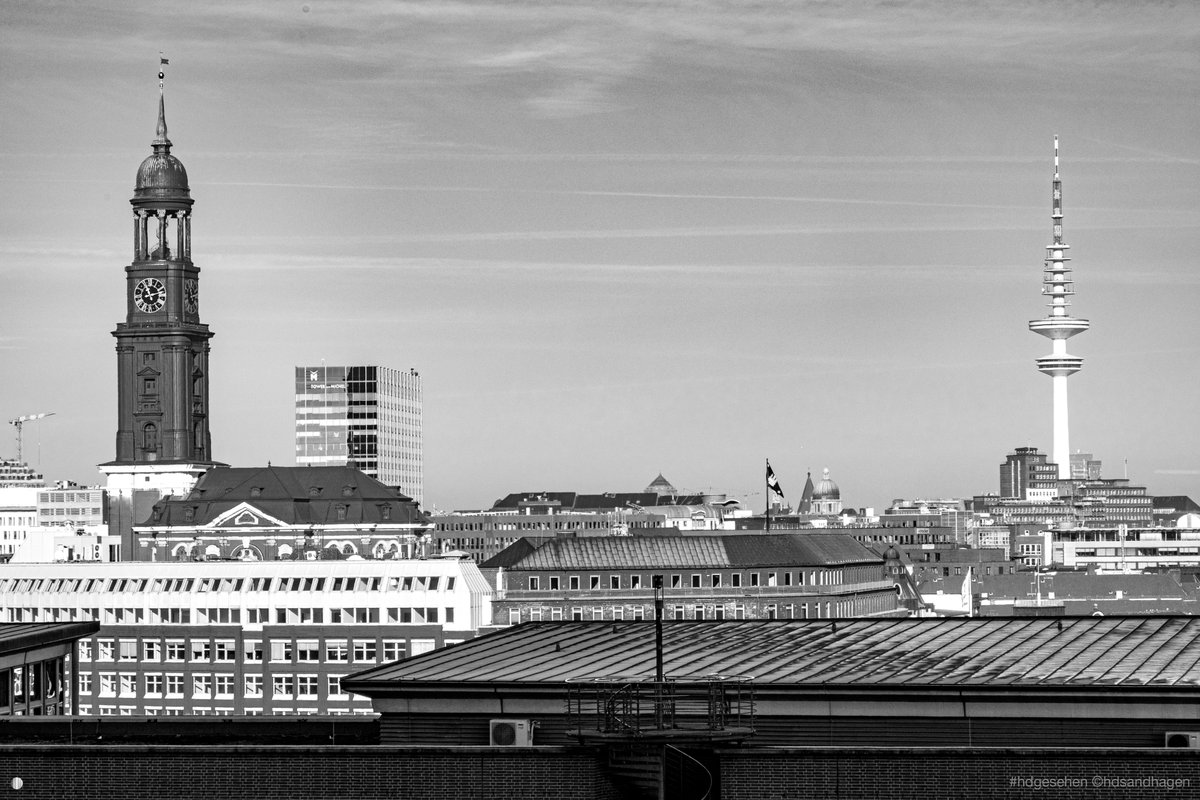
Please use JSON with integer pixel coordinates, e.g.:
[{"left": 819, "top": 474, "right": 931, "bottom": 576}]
[
  {"left": 344, "top": 617, "right": 1200, "bottom": 692},
  {"left": 978, "top": 571, "right": 1198, "bottom": 601},
  {"left": 490, "top": 491, "right": 708, "bottom": 512},
  {"left": 500, "top": 533, "right": 881, "bottom": 571},
  {"left": 0, "top": 622, "right": 100, "bottom": 655},
  {"left": 479, "top": 537, "right": 557, "bottom": 569},
  {"left": 140, "top": 465, "right": 427, "bottom": 528}
]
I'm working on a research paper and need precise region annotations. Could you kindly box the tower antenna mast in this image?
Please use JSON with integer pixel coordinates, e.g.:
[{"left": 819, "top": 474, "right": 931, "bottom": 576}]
[{"left": 1029, "top": 137, "right": 1089, "bottom": 479}]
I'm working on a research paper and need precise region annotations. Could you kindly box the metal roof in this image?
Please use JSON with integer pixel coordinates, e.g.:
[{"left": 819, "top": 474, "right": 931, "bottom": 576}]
[
  {"left": 344, "top": 617, "right": 1200, "bottom": 692},
  {"left": 0, "top": 622, "right": 100, "bottom": 655},
  {"left": 505, "top": 533, "right": 880, "bottom": 571}
]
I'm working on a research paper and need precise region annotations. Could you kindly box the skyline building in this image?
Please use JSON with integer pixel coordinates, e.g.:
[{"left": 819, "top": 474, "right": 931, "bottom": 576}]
[
  {"left": 294, "top": 365, "right": 423, "bottom": 506},
  {"left": 99, "top": 72, "right": 221, "bottom": 556},
  {"left": 1029, "top": 137, "right": 1089, "bottom": 479}
]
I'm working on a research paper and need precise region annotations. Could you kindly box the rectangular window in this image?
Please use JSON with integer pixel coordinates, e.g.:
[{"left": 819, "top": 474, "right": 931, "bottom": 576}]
[
  {"left": 214, "top": 641, "right": 236, "bottom": 662},
  {"left": 165, "top": 641, "right": 185, "bottom": 662},
  {"left": 193, "top": 674, "right": 212, "bottom": 699},
  {"left": 166, "top": 674, "right": 184, "bottom": 698},
  {"left": 710, "top": 574, "right": 721, "bottom": 588},
  {"left": 731, "top": 574, "right": 741, "bottom": 588},
  {"left": 244, "top": 641, "right": 263, "bottom": 662},
  {"left": 296, "top": 640, "right": 320, "bottom": 662},
  {"left": 297, "top": 675, "right": 318, "bottom": 699},
  {"left": 550, "top": 607, "right": 562, "bottom": 621},
  {"left": 569, "top": 576, "right": 580, "bottom": 591},
  {"left": 98, "top": 673, "right": 116, "bottom": 697},
  {"left": 352, "top": 640, "right": 377, "bottom": 662},
  {"left": 143, "top": 641, "right": 162, "bottom": 662},
  {"left": 589, "top": 576, "right": 600, "bottom": 590},
  {"left": 328, "top": 675, "right": 346, "bottom": 698},
  {"left": 671, "top": 575, "right": 681, "bottom": 589},
  {"left": 272, "top": 674, "right": 294, "bottom": 699},
  {"left": 548, "top": 576, "right": 560, "bottom": 590},
  {"left": 382, "top": 640, "right": 405, "bottom": 662},
  {"left": 97, "top": 640, "right": 114, "bottom": 662},
  {"left": 610, "top": 576, "right": 620, "bottom": 590},
  {"left": 691, "top": 575, "right": 701, "bottom": 588},
  {"left": 326, "top": 640, "right": 348, "bottom": 662},
  {"left": 190, "top": 640, "right": 212, "bottom": 662},
  {"left": 79, "top": 674, "right": 93, "bottom": 695},
  {"left": 630, "top": 575, "right": 641, "bottom": 589},
  {"left": 244, "top": 675, "right": 263, "bottom": 698},
  {"left": 528, "top": 576, "right": 540, "bottom": 590},
  {"left": 270, "top": 640, "right": 293, "bottom": 662},
  {"left": 215, "top": 674, "right": 234, "bottom": 698},
  {"left": 119, "top": 673, "right": 136, "bottom": 697},
  {"left": 118, "top": 640, "right": 138, "bottom": 661},
  {"left": 750, "top": 573, "right": 760, "bottom": 587},
  {"left": 145, "top": 674, "right": 163, "bottom": 696}
]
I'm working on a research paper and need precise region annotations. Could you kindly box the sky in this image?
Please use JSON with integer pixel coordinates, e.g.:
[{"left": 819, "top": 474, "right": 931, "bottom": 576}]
[{"left": 1, "top": 1, "right": 1198, "bottom": 513}]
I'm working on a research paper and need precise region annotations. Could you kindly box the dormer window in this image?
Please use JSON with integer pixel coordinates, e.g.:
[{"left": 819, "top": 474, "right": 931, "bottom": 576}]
[
  {"left": 250, "top": 487, "right": 263, "bottom": 497},
  {"left": 341, "top": 485, "right": 354, "bottom": 497},
  {"left": 308, "top": 486, "right": 322, "bottom": 497}
]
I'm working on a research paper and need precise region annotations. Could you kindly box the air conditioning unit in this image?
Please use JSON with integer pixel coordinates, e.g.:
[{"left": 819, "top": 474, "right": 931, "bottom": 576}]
[
  {"left": 1165, "top": 731, "right": 1200, "bottom": 749},
  {"left": 489, "top": 718, "right": 533, "bottom": 747}
]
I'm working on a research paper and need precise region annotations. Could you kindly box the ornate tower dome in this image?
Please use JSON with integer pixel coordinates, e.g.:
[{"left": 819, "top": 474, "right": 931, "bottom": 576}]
[
  {"left": 133, "top": 94, "right": 192, "bottom": 205},
  {"left": 810, "top": 468, "right": 843, "bottom": 515}
]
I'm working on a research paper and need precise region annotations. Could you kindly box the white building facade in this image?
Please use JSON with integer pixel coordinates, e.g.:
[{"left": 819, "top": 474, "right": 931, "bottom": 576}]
[{"left": 0, "top": 559, "right": 492, "bottom": 716}]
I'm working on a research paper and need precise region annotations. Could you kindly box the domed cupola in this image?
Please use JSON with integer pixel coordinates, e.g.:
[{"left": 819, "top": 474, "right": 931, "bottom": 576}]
[
  {"left": 813, "top": 468, "right": 840, "bottom": 500},
  {"left": 133, "top": 94, "right": 192, "bottom": 208},
  {"left": 810, "top": 467, "right": 843, "bottom": 515}
]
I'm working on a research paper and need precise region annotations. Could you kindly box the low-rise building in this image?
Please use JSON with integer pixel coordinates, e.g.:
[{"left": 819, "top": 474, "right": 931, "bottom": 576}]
[
  {"left": 486, "top": 533, "right": 902, "bottom": 623},
  {"left": 0, "top": 559, "right": 492, "bottom": 716}
]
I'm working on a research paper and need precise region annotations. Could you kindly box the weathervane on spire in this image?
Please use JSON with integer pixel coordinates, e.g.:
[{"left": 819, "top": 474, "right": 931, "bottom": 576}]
[{"left": 158, "top": 52, "right": 169, "bottom": 93}]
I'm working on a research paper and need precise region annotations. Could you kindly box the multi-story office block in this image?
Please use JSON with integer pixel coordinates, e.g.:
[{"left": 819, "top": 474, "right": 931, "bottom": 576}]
[
  {"left": 489, "top": 534, "right": 902, "bottom": 624},
  {"left": 295, "top": 366, "right": 422, "bottom": 506},
  {"left": 0, "top": 559, "right": 492, "bottom": 716}
]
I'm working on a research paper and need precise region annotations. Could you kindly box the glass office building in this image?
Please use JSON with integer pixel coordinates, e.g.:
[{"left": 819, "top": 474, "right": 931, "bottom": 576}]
[{"left": 295, "top": 366, "right": 423, "bottom": 505}]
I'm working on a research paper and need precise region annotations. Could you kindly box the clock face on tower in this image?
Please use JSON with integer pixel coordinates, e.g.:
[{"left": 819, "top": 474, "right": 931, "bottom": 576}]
[
  {"left": 184, "top": 279, "right": 198, "bottom": 314},
  {"left": 134, "top": 278, "right": 166, "bottom": 313}
]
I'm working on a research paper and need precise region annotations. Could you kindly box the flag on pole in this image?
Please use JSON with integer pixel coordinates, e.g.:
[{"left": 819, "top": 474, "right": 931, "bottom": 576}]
[
  {"left": 766, "top": 460, "right": 784, "bottom": 498},
  {"left": 160, "top": 54, "right": 169, "bottom": 66}
]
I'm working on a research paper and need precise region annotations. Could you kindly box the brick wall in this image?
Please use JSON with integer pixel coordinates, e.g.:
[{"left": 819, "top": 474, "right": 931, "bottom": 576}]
[
  {"left": 719, "top": 748, "right": 1200, "bottom": 800},
  {"left": 0, "top": 746, "right": 621, "bottom": 800}
]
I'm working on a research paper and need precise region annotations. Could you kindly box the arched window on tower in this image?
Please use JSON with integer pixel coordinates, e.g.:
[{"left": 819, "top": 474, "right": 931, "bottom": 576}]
[
  {"left": 142, "top": 422, "right": 158, "bottom": 453},
  {"left": 194, "top": 422, "right": 204, "bottom": 460}
]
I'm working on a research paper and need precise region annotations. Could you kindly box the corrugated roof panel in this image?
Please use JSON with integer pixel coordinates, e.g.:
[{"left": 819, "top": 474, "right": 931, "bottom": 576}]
[{"left": 344, "top": 618, "right": 1200, "bottom": 691}]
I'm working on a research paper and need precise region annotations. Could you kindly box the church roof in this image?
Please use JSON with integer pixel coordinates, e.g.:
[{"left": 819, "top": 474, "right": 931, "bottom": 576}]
[{"left": 138, "top": 465, "right": 428, "bottom": 529}]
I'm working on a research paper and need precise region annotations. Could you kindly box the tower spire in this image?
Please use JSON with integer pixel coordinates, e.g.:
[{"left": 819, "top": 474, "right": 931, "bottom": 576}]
[
  {"left": 155, "top": 55, "right": 170, "bottom": 150},
  {"left": 1029, "top": 137, "right": 1089, "bottom": 479}
]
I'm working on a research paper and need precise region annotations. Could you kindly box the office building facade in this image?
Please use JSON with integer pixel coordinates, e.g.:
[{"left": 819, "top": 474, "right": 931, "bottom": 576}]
[
  {"left": 0, "top": 560, "right": 492, "bottom": 716},
  {"left": 295, "top": 366, "right": 422, "bottom": 506}
]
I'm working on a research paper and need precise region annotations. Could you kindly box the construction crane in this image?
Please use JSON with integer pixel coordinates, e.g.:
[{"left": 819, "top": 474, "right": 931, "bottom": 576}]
[{"left": 8, "top": 412, "right": 55, "bottom": 464}]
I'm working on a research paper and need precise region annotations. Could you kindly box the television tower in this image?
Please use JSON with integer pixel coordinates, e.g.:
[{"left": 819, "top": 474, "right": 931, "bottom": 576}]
[{"left": 1029, "top": 137, "right": 1088, "bottom": 479}]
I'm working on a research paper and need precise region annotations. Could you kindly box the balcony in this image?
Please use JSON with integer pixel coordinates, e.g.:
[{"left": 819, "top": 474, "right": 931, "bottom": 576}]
[{"left": 565, "top": 674, "right": 754, "bottom": 743}]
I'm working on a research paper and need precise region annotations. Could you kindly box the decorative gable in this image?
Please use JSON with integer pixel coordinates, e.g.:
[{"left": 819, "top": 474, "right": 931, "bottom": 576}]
[{"left": 209, "top": 502, "right": 288, "bottom": 530}]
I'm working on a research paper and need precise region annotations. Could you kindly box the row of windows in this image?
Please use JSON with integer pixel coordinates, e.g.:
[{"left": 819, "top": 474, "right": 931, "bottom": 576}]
[
  {"left": 77, "top": 705, "right": 370, "bottom": 717},
  {"left": 507, "top": 597, "right": 887, "bottom": 623},
  {"left": 80, "top": 638, "right": 406, "bottom": 664},
  {"left": 525, "top": 569, "right": 846, "bottom": 591},
  {"left": 6, "top": 605, "right": 455, "bottom": 625},
  {"left": 80, "top": 672, "right": 351, "bottom": 701},
  {"left": 0, "top": 574, "right": 455, "bottom": 594}
]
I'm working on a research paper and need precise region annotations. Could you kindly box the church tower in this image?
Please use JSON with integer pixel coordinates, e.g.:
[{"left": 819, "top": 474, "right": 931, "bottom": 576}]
[{"left": 100, "top": 66, "right": 221, "bottom": 558}]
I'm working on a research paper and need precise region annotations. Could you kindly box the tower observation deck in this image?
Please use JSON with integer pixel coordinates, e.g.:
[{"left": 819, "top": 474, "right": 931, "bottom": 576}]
[{"left": 1029, "top": 137, "right": 1088, "bottom": 479}]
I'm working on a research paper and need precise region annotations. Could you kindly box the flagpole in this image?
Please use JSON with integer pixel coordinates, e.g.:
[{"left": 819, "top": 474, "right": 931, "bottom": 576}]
[{"left": 765, "top": 458, "right": 771, "bottom": 533}]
